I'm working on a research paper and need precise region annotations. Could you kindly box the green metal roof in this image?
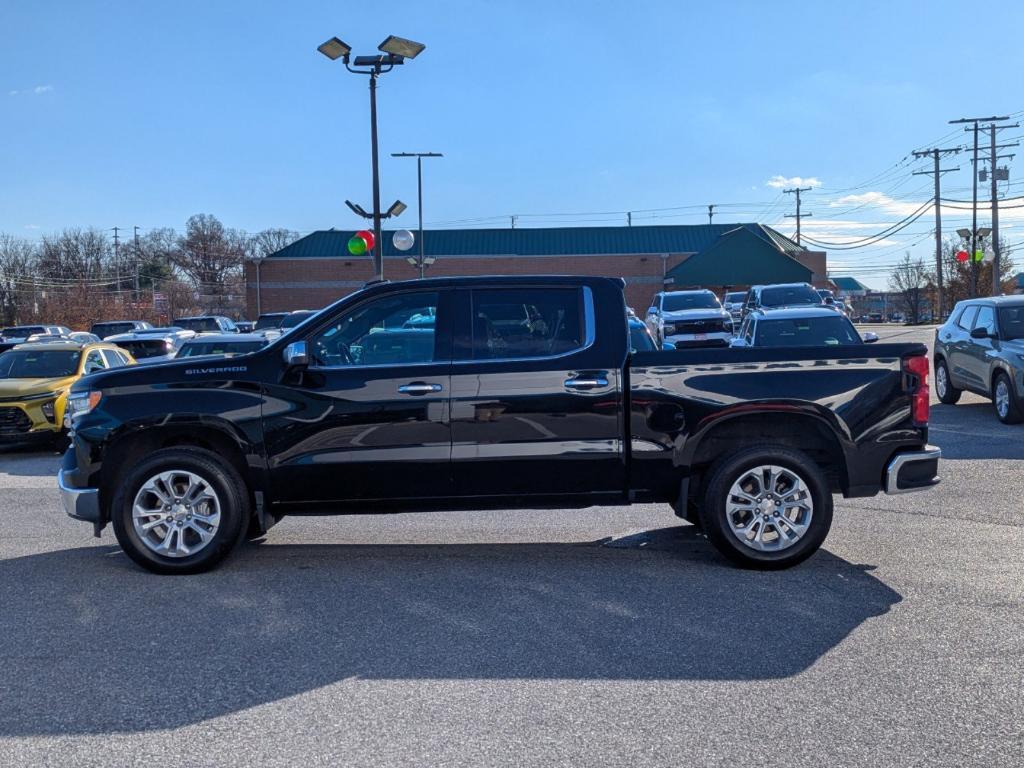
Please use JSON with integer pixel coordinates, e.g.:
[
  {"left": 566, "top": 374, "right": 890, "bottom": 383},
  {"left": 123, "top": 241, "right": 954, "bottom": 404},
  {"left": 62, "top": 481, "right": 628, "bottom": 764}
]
[
  {"left": 666, "top": 226, "right": 812, "bottom": 285},
  {"left": 831, "top": 276, "right": 870, "bottom": 292},
  {"left": 268, "top": 223, "right": 807, "bottom": 260}
]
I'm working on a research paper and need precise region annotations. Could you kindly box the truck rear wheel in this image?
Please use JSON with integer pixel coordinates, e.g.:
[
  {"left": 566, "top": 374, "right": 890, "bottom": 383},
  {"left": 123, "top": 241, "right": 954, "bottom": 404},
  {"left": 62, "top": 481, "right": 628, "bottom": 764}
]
[
  {"left": 698, "top": 445, "right": 832, "bottom": 569},
  {"left": 111, "top": 447, "right": 249, "bottom": 574}
]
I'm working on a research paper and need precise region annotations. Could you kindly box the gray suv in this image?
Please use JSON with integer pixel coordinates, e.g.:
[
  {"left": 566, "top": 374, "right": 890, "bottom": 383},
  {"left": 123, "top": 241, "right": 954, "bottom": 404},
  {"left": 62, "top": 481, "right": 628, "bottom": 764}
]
[{"left": 934, "top": 297, "right": 1024, "bottom": 423}]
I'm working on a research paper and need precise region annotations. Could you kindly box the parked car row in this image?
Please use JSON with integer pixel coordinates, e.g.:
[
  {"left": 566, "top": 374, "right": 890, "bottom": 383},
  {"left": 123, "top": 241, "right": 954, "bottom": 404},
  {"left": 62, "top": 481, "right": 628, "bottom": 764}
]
[{"left": 643, "top": 283, "right": 873, "bottom": 352}]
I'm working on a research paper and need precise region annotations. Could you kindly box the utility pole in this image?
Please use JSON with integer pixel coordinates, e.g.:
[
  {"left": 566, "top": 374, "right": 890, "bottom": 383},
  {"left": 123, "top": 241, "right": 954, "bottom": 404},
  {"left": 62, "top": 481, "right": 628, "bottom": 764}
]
[
  {"left": 111, "top": 226, "right": 121, "bottom": 294},
  {"left": 707, "top": 204, "right": 715, "bottom": 224},
  {"left": 912, "top": 146, "right": 959, "bottom": 320},
  {"left": 949, "top": 115, "right": 1012, "bottom": 296},
  {"left": 783, "top": 187, "right": 812, "bottom": 245},
  {"left": 988, "top": 123, "right": 1019, "bottom": 295},
  {"left": 133, "top": 226, "right": 141, "bottom": 300},
  {"left": 511, "top": 215, "right": 517, "bottom": 229},
  {"left": 627, "top": 211, "right": 632, "bottom": 227}
]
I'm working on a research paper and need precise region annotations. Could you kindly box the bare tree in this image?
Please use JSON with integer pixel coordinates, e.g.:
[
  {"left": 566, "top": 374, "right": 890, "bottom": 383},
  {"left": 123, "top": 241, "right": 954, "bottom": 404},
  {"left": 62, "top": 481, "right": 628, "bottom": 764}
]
[
  {"left": 37, "top": 228, "right": 111, "bottom": 282},
  {"left": 172, "top": 214, "right": 247, "bottom": 315},
  {"left": 889, "top": 253, "right": 928, "bottom": 325},
  {"left": 249, "top": 228, "right": 300, "bottom": 260},
  {"left": 0, "top": 234, "right": 37, "bottom": 325}
]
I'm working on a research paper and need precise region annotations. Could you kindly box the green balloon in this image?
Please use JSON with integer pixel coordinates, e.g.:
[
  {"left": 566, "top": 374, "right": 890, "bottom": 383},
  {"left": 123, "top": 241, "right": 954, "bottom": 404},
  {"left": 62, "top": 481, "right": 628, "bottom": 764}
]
[{"left": 348, "top": 235, "right": 367, "bottom": 256}]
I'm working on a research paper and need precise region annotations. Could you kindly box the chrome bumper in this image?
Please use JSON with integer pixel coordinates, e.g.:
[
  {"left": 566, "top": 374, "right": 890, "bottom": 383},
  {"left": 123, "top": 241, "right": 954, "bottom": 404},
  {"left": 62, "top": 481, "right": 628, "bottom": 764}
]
[
  {"left": 58, "top": 469, "right": 101, "bottom": 522},
  {"left": 884, "top": 445, "right": 941, "bottom": 495}
]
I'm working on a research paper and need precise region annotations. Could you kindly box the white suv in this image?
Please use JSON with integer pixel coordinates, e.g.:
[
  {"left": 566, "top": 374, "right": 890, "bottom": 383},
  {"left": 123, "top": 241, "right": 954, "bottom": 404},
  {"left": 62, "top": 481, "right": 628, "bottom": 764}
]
[{"left": 645, "top": 290, "right": 734, "bottom": 349}]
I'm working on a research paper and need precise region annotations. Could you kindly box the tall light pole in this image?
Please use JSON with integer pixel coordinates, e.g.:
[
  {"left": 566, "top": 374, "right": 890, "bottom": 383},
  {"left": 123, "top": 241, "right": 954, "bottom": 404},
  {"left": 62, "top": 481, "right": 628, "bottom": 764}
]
[
  {"left": 392, "top": 152, "right": 442, "bottom": 278},
  {"left": 318, "top": 35, "right": 426, "bottom": 282}
]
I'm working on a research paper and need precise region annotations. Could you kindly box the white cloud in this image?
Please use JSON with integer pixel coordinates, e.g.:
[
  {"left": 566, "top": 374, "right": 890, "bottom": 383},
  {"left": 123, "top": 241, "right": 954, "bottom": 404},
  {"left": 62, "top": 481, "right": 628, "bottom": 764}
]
[
  {"left": 9, "top": 84, "right": 54, "bottom": 96},
  {"left": 766, "top": 175, "right": 823, "bottom": 189}
]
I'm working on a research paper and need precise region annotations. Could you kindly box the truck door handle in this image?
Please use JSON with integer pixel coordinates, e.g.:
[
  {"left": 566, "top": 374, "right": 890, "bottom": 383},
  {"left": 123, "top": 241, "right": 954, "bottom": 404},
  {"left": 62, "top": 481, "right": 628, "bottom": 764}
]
[
  {"left": 397, "top": 382, "right": 443, "bottom": 395},
  {"left": 564, "top": 376, "right": 609, "bottom": 390}
]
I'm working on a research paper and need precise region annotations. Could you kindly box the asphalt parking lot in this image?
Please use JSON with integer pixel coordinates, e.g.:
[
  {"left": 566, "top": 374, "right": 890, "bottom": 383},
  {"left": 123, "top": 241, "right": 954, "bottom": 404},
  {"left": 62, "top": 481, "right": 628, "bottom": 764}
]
[{"left": 1, "top": 324, "right": 1021, "bottom": 767}]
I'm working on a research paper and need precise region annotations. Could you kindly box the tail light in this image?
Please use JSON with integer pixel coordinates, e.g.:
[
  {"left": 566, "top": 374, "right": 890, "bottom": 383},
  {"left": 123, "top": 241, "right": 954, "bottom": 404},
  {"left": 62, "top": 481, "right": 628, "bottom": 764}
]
[{"left": 903, "top": 354, "right": 930, "bottom": 426}]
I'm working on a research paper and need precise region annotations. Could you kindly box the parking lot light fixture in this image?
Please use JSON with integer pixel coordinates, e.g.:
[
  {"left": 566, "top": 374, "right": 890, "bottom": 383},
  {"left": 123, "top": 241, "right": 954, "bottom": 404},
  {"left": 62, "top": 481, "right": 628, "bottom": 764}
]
[
  {"left": 319, "top": 33, "right": 426, "bottom": 281},
  {"left": 378, "top": 35, "right": 425, "bottom": 59},
  {"left": 385, "top": 200, "right": 407, "bottom": 218},
  {"left": 317, "top": 37, "right": 352, "bottom": 61}
]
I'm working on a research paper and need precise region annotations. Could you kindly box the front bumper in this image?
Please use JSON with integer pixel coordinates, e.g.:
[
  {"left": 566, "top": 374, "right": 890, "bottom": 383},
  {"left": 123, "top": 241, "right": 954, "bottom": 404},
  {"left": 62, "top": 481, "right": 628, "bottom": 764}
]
[
  {"left": 0, "top": 399, "right": 60, "bottom": 442},
  {"left": 58, "top": 469, "right": 101, "bottom": 522},
  {"left": 884, "top": 445, "right": 941, "bottom": 494},
  {"left": 665, "top": 331, "right": 732, "bottom": 348}
]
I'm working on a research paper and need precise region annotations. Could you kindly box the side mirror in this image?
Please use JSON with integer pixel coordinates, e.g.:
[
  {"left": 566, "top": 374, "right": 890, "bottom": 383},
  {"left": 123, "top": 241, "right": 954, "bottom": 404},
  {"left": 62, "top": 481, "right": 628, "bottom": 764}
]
[
  {"left": 283, "top": 340, "right": 309, "bottom": 367},
  {"left": 969, "top": 327, "right": 991, "bottom": 340},
  {"left": 862, "top": 332, "right": 879, "bottom": 343},
  {"left": 661, "top": 341, "right": 676, "bottom": 350}
]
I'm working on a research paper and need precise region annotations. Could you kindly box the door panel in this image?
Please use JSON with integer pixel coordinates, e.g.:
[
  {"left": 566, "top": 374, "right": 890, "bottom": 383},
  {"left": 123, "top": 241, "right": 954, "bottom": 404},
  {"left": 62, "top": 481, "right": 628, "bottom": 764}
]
[
  {"left": 948, "top": 305, "right": 978, "bottom": 388},
  {"left": 449, "top": 286, "right": 625, "bottom": 499},
  {"left": 263, "top": 290, "right": 453, "bottom": 504}
]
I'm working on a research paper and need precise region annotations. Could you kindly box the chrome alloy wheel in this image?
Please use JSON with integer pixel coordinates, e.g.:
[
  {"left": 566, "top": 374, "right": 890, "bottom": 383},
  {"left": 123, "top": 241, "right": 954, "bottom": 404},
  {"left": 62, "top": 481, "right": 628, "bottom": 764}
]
[
  {"left": 995, "top": 378, "right": 1011, "bottom": 419},
  {"left": 725, "top": 464, "right": 814, "bottom": 552},
  {"left": 936, "top": 364, "right": 949, "bottom": 398},
  {"left": 132, "top": 470, "right": 222, "bottom": 558}
]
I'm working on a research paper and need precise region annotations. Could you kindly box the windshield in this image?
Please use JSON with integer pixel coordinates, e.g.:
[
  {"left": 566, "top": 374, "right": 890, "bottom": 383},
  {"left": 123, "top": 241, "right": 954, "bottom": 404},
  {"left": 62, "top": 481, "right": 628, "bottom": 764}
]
[
  {"left": 177, "top": 341, "right": 264, "bottom": 358},
  {"left": 998, "top": 305, "right": 1024, "bottom": 341},
  {"left": 115, "top": 340, "right": 172, "bottom": 359},
  {"left": 174, "top": 318, "right": 220, "bottom": 332},
  {"left": 91, "top": 322, "right": 136, "bottom": 338},
  {"left": 2, "top": 326, "right": 46, "bottom": 338},
  {"left": 662, "top": 293, "right": 721, "bottom": 312},
  {"left": 629, "top": 322, "right": 656, "bottom": 352},
  {"left": 760, "top": 285, "right": 822, "bottom": 308},
  {"left": 755, "top": 316, "right": 862, "bottom": 347},
  {"left": 0, "top": 349, "right": 81, "bottom": 378},
  {"left": 280, "top": 311, "right": 316, "bottom": 329},
  {"left": 254, "top": 314, "right": 286, "bottom": 330}
]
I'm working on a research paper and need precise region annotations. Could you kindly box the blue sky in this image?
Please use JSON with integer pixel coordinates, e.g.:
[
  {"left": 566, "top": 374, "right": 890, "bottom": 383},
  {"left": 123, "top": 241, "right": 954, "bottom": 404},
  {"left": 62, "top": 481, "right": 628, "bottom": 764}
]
[{"left": 3, "top": 0, "right": 1024, "bottom": 288}]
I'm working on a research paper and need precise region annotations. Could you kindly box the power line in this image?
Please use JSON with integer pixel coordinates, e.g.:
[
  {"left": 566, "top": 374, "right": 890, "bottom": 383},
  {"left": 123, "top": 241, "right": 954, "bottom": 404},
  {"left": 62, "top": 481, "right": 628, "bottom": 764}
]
[{"left": 783, "top": 187, "right": 813, "bottom": 245}]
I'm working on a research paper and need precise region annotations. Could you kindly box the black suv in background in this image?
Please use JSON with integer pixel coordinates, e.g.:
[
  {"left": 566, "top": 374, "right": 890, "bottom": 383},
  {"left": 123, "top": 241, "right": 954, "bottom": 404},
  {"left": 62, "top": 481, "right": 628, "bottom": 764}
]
[
  {"left": 90, "top": 320, "right": 153, "bottom": 339},
  {"left": 741, "top": 283, "right": 824, "bottom": 319}
]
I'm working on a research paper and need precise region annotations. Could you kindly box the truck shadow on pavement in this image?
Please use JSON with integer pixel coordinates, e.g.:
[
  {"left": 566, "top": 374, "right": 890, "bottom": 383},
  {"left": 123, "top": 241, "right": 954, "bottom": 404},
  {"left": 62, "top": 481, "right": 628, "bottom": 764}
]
[{"left": 0, "top": 528, "right": 901, "bottom": 736}]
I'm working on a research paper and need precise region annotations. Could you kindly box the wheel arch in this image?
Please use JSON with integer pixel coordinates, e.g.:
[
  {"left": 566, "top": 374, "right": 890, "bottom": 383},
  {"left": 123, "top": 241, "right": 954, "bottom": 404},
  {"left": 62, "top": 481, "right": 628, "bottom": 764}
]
[
  {"left": 681, "top": 409, "right": 850, "bottom": 501},
  {"left": 98, "top": 419, "right": 260, "bottom": 521}
]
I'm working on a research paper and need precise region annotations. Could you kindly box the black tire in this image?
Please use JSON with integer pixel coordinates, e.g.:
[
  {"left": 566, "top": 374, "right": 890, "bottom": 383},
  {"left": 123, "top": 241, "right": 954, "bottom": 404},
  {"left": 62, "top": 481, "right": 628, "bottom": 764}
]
[
  {"left": 111, "top": 447, "right": 250, "bottom": 574},
  {"left": 934, "top": 358, "right": 961, "bottom": 405},
  {"left": 993, "top": 372, "right": 1023, "bottom": 425},
  {"left": 698, "top": 445, "right": 833, "bottom": 570}
]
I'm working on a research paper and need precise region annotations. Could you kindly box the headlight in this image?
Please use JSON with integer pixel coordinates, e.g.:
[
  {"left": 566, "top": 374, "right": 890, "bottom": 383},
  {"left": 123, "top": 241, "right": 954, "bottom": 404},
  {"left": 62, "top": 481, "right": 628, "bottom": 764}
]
[
  {"left": 663, "top": 324, "right": 676, "bottom": 335},
  {"left": 66, "top": 390, "right": 102, "bottom": 420}
]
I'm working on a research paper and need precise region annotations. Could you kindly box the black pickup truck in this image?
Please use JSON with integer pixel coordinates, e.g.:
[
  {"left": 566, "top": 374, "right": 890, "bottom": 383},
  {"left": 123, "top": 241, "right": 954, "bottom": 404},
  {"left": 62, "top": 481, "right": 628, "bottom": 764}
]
[{"left": 59, "top": 276, "right": 940, "bottom": 574}]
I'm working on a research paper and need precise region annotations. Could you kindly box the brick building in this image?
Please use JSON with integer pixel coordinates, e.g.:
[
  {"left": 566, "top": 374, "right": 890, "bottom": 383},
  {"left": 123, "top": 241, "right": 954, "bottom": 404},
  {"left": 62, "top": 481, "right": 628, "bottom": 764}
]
[{"left": 246, "top": 223, "right": 828, "bottom": 317}]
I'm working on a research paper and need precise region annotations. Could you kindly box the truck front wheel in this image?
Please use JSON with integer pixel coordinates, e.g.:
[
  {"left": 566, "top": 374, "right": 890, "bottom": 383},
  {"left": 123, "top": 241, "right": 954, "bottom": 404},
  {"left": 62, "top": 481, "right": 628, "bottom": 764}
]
[
  {"left": 698, "top": 446, "right": 832, "bottom": 569},
  {"left": 111, "top": 447, "right": 250, "bottom": 574}
]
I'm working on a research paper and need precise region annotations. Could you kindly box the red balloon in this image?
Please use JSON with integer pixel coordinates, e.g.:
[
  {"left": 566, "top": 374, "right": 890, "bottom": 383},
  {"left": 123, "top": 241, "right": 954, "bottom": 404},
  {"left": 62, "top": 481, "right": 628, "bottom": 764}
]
[
  {"left": 356, "top": 230, "right": 375, "bottom": 252},
  {"left": 956, "top": 250, "right": 969, "bottom": 262}
]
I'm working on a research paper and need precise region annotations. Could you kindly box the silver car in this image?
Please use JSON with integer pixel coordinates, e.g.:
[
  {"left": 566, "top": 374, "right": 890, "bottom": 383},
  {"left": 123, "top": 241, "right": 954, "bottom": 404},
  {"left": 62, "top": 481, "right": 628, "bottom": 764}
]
[
  {"left": 107, "top": 327, "right": 196, "bottom": 364},
  {"left": 933, "top": 297, "right": 1024, "bottom": 423}
]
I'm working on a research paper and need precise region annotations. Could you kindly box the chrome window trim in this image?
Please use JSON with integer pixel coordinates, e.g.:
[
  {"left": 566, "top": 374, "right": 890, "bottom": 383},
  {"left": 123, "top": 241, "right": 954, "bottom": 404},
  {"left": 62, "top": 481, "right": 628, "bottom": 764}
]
[{"left": 303, "top": 284, "right": 596, "bottom": 371}]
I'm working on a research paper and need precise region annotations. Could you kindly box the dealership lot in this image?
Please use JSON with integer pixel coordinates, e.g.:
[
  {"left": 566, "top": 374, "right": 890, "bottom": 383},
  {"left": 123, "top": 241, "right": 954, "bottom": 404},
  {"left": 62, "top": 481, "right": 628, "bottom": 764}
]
[{"left": 0, "top": 325, "right": 1021, "bottom": 767}]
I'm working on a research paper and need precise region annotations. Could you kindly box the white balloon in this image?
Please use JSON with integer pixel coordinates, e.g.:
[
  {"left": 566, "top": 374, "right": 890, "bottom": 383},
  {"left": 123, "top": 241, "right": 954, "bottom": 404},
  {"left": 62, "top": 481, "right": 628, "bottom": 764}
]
[{"left": 392, "top": 229, "right": 415, "bottom": 251}]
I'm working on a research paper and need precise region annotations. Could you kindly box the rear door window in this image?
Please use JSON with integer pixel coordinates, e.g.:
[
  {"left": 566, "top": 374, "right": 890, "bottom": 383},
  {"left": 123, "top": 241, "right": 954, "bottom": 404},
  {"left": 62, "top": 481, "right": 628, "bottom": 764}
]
[
  {"left": 973, "top": 306, "right": 996, "bottom": 336},
  {"left": 471, "top": 288, "right": 584, "bottom": 360},
  {"left": 957, "top": 306, "right": 979, "bottom": 331}
]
